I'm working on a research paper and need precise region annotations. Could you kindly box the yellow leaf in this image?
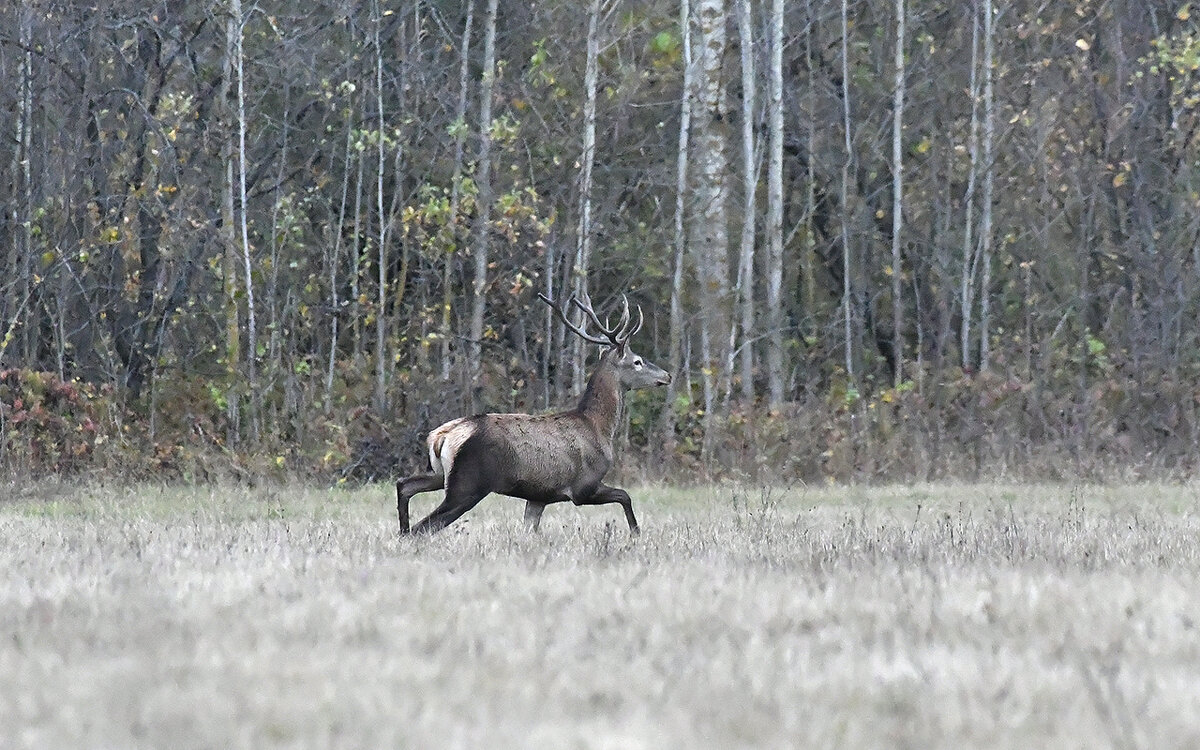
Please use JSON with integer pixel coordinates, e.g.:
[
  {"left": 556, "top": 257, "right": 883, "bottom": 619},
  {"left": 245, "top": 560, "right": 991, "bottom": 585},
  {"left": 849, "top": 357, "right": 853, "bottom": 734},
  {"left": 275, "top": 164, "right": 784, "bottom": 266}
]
[
  {"left": 1075, "top": 38, "right": 1090, "bottom": 51},
  {"left": 1113, "top": 172, "right": 1127, "bottom": 188},
  {"left": 1179, "top": 4, "right": 1191, "bottom": 21}
]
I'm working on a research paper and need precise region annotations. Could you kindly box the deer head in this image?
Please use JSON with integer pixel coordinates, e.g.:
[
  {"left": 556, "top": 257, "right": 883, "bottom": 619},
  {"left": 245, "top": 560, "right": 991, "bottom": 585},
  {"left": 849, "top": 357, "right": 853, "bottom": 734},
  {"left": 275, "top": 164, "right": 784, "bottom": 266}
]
[{"left": 538, "top": 290, "right": 671, "bottom": 389}]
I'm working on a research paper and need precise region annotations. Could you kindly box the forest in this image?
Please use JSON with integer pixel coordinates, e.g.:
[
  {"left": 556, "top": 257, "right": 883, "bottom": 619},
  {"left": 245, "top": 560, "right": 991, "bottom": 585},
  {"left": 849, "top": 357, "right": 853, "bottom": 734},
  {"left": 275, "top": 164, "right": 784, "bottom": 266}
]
[{"left": 1, "top": 0, "right": 1199, "bottom": 482}]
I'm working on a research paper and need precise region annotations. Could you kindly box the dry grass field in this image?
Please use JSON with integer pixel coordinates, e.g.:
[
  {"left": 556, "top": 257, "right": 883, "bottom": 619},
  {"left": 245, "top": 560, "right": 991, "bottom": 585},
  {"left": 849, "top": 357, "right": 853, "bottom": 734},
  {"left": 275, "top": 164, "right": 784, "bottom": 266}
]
[{"left": 2, "top": 480, "right": 1200, "bottom": 749}]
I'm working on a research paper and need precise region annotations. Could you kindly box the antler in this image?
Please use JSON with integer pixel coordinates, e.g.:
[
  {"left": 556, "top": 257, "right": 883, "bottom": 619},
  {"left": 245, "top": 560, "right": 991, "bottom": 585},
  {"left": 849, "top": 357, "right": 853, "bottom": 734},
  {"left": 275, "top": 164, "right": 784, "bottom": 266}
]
[
  {"left": 616, "top": 296, "right": 644, "bottom": 344},
  {"left": 538, "top": 290, "right": 644, "bottom": 347}
]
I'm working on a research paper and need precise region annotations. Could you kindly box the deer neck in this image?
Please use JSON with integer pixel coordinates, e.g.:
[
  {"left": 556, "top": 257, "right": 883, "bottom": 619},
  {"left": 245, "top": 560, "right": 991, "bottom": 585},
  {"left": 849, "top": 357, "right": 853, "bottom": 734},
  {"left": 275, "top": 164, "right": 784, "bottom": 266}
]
[{"left": 577, "top": 358, "right": 623, "bottom": 446}]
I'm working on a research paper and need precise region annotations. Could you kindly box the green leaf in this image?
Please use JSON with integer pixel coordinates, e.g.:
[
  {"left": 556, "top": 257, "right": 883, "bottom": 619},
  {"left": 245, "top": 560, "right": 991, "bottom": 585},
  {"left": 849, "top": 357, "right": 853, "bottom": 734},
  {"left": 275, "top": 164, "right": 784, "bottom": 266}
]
[{"left": 650, "top": 30, "right": 678, "bottom": 55}]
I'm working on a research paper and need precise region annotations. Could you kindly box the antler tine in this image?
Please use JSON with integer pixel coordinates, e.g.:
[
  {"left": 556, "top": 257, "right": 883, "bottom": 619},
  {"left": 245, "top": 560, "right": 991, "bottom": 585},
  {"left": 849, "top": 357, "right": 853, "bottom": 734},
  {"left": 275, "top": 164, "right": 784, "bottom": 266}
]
[
  {"left": 614, "top": 295, "right": 631, "bottom": 337},
  {"left": 538, "top": 292, "right": 611, "bottom": 345},
  {"left": 617, "top": 302, "right": 644, "bottom": 345}
]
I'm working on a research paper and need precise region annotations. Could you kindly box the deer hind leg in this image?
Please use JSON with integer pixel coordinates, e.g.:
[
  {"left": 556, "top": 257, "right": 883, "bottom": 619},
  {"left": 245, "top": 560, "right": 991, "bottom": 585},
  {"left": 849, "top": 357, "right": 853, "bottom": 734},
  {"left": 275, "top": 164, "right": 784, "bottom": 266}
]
[
  {"left": 524, "top": 501, "right": 547, "bottom": 532},
  {"left": 576, "top": 484, "right": 640, "bottom": 536},
  {"left": 396, "top": 473, "right": 444, "bottom": 533},
  {"left": 410, "top": 479, "right": 489, "bottom": 536}
]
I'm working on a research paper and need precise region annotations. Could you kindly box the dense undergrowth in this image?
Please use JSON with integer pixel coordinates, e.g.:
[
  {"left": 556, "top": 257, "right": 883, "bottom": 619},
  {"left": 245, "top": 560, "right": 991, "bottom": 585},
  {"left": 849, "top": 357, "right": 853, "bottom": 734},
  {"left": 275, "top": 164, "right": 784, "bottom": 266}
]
[{"left": 2, "top": 366, "right": 1198, "bottom": 485}]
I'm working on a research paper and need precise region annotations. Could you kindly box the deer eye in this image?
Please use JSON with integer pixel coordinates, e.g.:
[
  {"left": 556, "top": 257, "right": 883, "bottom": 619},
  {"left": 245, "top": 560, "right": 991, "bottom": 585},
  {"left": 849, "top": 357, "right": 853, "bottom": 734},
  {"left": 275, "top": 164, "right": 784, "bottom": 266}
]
[{"left": 633, "top": 358, "right": 643, "bottom": 368}]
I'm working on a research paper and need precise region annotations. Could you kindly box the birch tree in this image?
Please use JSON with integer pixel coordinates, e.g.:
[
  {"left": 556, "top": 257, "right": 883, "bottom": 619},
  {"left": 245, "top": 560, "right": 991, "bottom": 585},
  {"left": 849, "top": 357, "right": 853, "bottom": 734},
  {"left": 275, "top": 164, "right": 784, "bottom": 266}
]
[
  {"left": 890, "top": 0, "right": 906, "bottom": 386},
  {"left": 234, "top": 0, "right": 259, "bottom": 439},
  {"left": 691, "top": 0, "right": 730, "bottom": 457},
  {"left": 978, "top": 0, "right": 997, "bottom": 371},
  {"left": 372, "top": 0, "right": 388, "bottom": 413},
  {"left": 765, "top": 0, "right": 784, "bottom": 406},
  {"left": 4, "top": 2, "right": 34, "bottom": 365},
  {"left": 663, "top": 0, "right": 694, "bottom": 448},
  {"left": 731, "top": 0, "right": 757, "bottom": 403},
  {"left": 220, "top": 0, "right": 241, "bottom": 441},
  {"left": 573, "top": 0, "right": 602, "bottom": 396},
  {"left": 468, "top": 0, "right": 499, "bottom": 411},
  {"left": 840, "top": 0, "right": 855, "bottom": 381},
  {"left": 325, "top": 83, "right": 355, "bottom": 412}
]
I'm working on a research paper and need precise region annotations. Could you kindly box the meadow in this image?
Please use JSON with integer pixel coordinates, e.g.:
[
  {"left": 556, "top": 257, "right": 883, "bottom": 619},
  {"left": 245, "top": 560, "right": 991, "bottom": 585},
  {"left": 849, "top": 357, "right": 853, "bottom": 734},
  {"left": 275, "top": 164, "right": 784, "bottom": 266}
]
[{"left": 2, "top": 480, "right": 1199, "bottom": 749}]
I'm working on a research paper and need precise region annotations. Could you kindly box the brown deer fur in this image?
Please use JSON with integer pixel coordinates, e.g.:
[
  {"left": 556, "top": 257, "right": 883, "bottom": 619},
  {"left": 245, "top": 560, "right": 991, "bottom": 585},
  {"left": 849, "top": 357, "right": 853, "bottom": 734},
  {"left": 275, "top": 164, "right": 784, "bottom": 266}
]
[{"left": 396, "top": 293, "right": 670, "bottom": 535}]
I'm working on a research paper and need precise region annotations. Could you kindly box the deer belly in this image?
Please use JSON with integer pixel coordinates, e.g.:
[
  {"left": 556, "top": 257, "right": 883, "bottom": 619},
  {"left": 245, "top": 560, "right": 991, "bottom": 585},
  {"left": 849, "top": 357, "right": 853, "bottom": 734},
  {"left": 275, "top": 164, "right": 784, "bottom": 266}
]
[{"left": 507, "top": 446, "right": 609, "bottom": 499}]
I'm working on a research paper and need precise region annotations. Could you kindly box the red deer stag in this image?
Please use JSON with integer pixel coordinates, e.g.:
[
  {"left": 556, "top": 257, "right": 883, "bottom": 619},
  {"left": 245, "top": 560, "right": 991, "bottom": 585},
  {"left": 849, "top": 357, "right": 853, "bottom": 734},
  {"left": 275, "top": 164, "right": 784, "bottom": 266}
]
[{"left": 396, "top": 291, "right": 670, "bottom": 535}]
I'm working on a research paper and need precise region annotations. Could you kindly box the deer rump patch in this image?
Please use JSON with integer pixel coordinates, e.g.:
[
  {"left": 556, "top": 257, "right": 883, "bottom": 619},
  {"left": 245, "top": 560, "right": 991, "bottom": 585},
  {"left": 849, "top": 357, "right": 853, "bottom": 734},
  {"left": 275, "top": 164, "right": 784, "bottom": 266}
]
[{"left": 427, "top": 417, "right": 477, "bottom": 482}]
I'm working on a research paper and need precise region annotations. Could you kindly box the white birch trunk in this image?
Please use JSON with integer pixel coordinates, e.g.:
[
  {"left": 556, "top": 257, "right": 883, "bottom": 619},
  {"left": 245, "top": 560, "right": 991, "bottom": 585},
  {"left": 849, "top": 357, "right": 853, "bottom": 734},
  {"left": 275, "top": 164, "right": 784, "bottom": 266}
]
[
  {"left": 234, "top": 0, "right": 258, "bottom": 439},
  {"left": 891, "top": 0, "right": 905, "bottom": 386},
  {"left": 839, "top": 0, "right": 855, "bottom": 380},
  {"left": 765, "top": 0, "right": 785, "bottom": 407},
  {"left": 325, "top": 97, "right": 355, "bottom": 412},
  {"left": 373, "top": 0, "right": 388, "bottom": 413},
  {"left": 663, "top": 0, "right": 694, "bottom": 447},
  {"left": 979, "top": 0, "right": 996, "bottom": 371},
  {"left": 692, "top": 0, "right": 730, "bottom": 460},
  {"left": 5, "top": 4, "right": 34, "bottom": 364},
  {"left": 468, "top": 0, "right": 499, "bottom": 411},
  {"left": 573, "top": 0, "right": 601, "bottom": 396},
  {"left": 731, "top": 0, "right": 757, "bottom": 403},
  {"left": 220, "top": 0, "right": 241, "bottom": 442}
]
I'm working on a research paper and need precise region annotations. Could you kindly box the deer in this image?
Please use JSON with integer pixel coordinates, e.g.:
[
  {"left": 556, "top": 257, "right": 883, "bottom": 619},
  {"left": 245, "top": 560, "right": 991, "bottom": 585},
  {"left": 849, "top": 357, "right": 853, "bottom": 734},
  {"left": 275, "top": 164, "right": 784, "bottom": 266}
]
[{"left": 395, "top": 290, "right": 671, "bottom": 536}]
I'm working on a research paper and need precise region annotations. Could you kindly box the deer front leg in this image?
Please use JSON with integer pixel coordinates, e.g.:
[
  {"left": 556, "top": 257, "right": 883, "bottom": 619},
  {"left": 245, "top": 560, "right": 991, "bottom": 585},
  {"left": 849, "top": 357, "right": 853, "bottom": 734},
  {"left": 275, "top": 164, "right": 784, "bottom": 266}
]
[
  {"left": 576, "top": 484, "right": 640, "bottom": 536},
  {"left": 396, "top": 473, "right": 444, "bottom": 533}
]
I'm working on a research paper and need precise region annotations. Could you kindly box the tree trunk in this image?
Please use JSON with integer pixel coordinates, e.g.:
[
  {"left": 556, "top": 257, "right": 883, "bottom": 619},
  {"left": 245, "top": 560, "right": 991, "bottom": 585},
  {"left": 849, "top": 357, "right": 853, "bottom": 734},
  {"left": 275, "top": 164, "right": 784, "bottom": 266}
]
[
  {"left": 350, "top": 140, "right": 366, "bottom": 363},
  {"left": 960, "top": 3, "right": 981, "bottom": 371},
  {"left": 443, "top": 0, "right": 475, "bottom": 384},
  {"left": 692, "top": 0, "right": 730, "bottom": 463},
  {"left": 891, "top": 0, "right": 905, "bottom": 386},
  {"left": 325, "top": 94, "right": 355, "bottom": 413},
  {"left": 267, "top": 88, "right": 290, "bottom": 397},
  {"left": 979, "top": 0, "right": 996, "bottom": 371},
  {"left": 801, "top": 0, "right": 817, "bottom": 357},
  {"left": 839, "top": 0, "right": 855, "bottom": 382},
  {"left": 4, "top": 2, "right": 34, "bottom": 367},
  {"left": 468, "top": 0, "right": 499, "bottom": 411},
  {"left": 732, "top": 0, "right": 757, "bottom": 404},
  {"left": 221, "top": 0, "right": 241, "bottom": 442},
  {"left": 573, "top": 0, "right": 601, "bottom": 396},
  {"left": 765, "top": 0, "right": 784, "bottom": 407},
  {"left": 663, "top": 0, "right": 694, "bottom": 451},
  {"left": 373, "top": 0, "right": 388, "bottom": 413},
  {"left": 231, "top": 0, "right": 259, "bottom": 440}
]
